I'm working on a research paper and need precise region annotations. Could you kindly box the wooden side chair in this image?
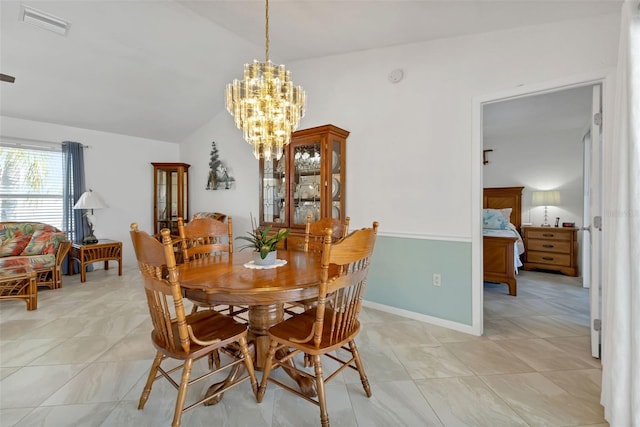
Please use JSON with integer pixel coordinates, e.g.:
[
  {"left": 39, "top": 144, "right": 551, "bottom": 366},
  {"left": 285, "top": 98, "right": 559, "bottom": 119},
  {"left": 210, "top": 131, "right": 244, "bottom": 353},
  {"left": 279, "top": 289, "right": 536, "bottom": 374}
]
[
  {"left": 178, "top": 216, "right": 232, "bottom": 261},
  {"left": 286, "top": 215, "right": 351, "bottom": 319},
  {"left": 258, "top": 221, "right": 379, "bottom": 427},
  {"left": 130, "top": 224, "right": 257, "bottom": 427},
  {"left": 300, "top": 215, "right": 350, "bottom": 253},
  {"left": 177, "top": 216, "right": 247, "bottom": 321}
]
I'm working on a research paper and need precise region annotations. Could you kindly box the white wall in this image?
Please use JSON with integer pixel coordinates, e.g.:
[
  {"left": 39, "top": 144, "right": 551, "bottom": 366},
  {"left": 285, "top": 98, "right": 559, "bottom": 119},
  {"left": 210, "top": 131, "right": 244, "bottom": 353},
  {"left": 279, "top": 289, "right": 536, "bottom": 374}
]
[
  {"left": 285, "top": 13, "right": 619, "bottom": 238},
  {"left": 0, "top": 116, "right": 180, "bottom": 265},
  {"left": 179, "top": 114, "right": 260, "bottom": 238},
  {"left": 483, "top": 128, "right": 585, "bottom": 228}
]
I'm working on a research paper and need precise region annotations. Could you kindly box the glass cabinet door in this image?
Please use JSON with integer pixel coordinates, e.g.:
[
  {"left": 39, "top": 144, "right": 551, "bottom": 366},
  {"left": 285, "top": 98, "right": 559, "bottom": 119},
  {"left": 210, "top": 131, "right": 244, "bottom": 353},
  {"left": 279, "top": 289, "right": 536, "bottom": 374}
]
[
  {"left": 329, "top": 138, "right": 343, "bottom": 220},
  {"left": 291, "top": 139, "right": 322, "bottom": 227},
  {"left": 260, "top": 155, "right": 287, "bottom": 225},
  {"left": 152, "top": 162, "right": 189, "bottom": 235}
]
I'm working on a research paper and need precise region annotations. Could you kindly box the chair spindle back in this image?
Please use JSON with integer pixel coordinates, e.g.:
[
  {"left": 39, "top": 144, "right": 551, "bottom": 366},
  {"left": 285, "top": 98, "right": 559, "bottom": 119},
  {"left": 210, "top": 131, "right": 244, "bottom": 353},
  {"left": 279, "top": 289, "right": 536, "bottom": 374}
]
[{"left": 130, "top": 224, "right": 190, "bottom": 353}]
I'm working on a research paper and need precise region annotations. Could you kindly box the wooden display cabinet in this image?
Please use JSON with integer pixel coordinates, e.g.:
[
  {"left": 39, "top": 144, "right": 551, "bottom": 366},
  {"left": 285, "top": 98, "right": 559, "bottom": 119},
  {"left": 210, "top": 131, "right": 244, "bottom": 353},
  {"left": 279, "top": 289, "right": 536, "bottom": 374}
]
[
  {"left": 152, "top": 162, "right": 190, "bottom": 235},
  {"left": 259, "top": 124, "right": 348, "bottom": 248}
]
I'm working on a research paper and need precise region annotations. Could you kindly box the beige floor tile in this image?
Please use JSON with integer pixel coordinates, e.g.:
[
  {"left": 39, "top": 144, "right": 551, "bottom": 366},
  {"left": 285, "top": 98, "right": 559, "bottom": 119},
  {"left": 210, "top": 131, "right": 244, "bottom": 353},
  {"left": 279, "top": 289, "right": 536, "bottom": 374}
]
[
  {"left": 42, "top": 361, "right": 149, "bottom": 405},
  {"left": 350, "top": 380, "right": 442, "bottom": 426},
  {"left": 0, "top": 339, "right": 58, "bottom": 367},
  {"left": 481, "top": 372, "right": 606, "bottom": 426},
  {"left": 544, "top": 335, "right": 602, "bottom": 368},
  {"left": 443, "top": 340, "right": 535, "bottom": 375},
  {"left": 357, "top": 320, "right": 441, "bottom": 348},
  {"left": 416, "top": 376, "right": 528, "bottom": 426},
  {"left": 28, "top": 335, "right": 123, "bottom": 366},
  {"left": 14, "top": 402, "right": 117, "bottom": 427},
  {"left": 272, "top": 382, "right": 357, "bottom": 427},
  {"left": 493, "top": 338, "right": 595, "bottom": 371},
  {"left": 541, "top": 368, "right": 603, "bottom": 403},
  {"left": 0, "top": 364, "right": 85, "bottom": 409},
  {"left": 483, "top": 318, "right": 537, "bottom": 340},
  {"left": 0, "top": 366, "right": 19, "bottom": 380},
  {"left": 0, "top": 408, "right": 33, "bottom": 426},
  {"left": 509, "top": 314, "right": 588, "bottom": 338},
  {"left": 392, "top": 344, "right": 475, "bottom": 379}
]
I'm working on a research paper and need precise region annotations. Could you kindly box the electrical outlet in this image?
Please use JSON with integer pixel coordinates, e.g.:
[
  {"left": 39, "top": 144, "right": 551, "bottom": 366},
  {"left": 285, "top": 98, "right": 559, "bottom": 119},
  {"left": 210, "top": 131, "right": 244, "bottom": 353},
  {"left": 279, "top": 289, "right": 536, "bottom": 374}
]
[{"left": 432, "top": 273, "right": 441, "bottom": 287}]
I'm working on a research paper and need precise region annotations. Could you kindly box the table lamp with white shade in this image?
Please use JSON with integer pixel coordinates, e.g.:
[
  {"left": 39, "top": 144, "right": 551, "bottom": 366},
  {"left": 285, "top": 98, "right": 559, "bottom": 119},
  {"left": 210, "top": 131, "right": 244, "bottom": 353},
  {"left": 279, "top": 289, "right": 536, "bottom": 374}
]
[
  {"left": 531, "top": 190, "right": 560, "bottom": 227},
  {"left": 73, "top": 189, "right": 108, "bottom": 244}
]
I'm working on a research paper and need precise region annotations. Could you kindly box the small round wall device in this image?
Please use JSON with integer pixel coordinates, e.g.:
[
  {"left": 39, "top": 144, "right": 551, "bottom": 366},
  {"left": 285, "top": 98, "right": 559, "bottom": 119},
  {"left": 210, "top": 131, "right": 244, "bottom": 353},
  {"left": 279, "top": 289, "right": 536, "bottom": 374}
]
[{"left": 388, "top": 69, "right": 404, "bottom": 83}]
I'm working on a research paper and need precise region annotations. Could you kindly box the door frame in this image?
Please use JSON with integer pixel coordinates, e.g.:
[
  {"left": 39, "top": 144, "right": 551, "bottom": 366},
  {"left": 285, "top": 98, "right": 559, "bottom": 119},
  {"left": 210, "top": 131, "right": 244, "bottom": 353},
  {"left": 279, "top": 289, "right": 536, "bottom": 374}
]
[{"left": 470, "top": 70, "right": 614, "bottom": 336}]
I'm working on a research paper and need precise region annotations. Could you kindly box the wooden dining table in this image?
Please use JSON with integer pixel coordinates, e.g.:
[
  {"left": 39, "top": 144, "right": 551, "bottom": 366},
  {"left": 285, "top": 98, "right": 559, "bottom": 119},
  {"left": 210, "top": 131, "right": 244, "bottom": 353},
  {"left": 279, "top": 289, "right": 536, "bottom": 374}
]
[{"left": 178, "top": 249, "right": 329, "bottom": 403}]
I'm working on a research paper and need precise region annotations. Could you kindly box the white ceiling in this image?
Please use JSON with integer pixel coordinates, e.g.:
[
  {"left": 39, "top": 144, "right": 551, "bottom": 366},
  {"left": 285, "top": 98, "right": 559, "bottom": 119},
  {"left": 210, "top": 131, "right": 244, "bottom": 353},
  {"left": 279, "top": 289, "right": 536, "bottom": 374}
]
[
  {"left": 483, "top": 85, "right": 596, "bottom": 140},
  {"left": 0, "top": 0, "right": 621, "bottom": 143}
]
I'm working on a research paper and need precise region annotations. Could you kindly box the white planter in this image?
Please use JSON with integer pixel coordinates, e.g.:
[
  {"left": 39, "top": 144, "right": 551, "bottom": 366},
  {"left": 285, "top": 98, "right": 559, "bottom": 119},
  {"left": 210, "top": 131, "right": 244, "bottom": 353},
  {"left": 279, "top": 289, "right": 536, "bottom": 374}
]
[{"left": 253, "top": 250, "right": 277, "bottom": 266}]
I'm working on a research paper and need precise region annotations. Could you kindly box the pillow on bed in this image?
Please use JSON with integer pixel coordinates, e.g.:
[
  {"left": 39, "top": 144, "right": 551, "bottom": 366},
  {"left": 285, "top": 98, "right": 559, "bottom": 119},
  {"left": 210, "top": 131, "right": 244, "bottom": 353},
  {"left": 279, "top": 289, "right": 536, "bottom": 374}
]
[
  {"left": 498, "top": 207, "right": 512, "bottom": 223},
  {"left": 483, "top": 209, "right": 509, "bottom": 229}
]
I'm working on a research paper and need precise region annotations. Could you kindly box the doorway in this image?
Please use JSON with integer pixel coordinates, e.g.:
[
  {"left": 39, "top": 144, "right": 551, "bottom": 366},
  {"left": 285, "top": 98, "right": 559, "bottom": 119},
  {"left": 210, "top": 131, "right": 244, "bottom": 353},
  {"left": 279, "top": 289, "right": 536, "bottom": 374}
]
[{"left": 471, "top": 75, "right": 607, "bottom": 357}]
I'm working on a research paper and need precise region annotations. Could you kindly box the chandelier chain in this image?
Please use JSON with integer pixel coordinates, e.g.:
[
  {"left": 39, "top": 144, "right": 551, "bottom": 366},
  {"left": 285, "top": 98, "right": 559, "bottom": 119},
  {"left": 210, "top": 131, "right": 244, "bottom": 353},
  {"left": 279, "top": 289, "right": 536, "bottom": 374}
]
[
  {"left": 226, "top": 0, "right": 306, "bottom": 160},
  {"left": 265, "top": 0, "right": 269, "bottom": 61}
]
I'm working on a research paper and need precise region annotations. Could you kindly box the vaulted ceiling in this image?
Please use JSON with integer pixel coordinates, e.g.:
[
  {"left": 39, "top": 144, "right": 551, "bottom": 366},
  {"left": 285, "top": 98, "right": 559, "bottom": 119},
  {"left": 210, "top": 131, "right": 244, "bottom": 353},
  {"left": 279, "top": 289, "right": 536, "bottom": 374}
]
[{"left": 0, "top": 1, "right": 621, "bottom": 142}]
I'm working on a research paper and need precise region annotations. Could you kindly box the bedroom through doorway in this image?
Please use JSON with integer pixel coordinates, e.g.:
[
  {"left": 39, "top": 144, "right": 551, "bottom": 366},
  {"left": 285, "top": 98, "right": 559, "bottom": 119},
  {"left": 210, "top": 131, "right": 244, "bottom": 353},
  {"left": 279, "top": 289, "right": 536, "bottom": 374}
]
[{"left": 480, "top": 82, "right": 602, "bottom": 358}]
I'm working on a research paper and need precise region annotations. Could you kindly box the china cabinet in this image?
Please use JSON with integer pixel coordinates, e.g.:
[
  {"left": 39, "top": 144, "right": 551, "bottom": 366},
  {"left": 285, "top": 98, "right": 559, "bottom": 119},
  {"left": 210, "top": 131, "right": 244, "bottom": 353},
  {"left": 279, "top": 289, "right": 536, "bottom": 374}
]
[
  {"left": 152, "top": 162, "right": 190, "bottom": 235},
  {"left": 259, "top": 124, "right": 348, "bottom": 248}
]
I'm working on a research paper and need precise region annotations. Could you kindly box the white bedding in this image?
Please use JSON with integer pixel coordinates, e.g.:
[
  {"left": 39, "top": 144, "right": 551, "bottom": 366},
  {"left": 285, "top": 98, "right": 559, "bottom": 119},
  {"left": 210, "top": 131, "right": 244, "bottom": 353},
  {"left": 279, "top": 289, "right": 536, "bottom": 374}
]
[{"left": 483, "top": 223, "right": 524, "bottom": 268}]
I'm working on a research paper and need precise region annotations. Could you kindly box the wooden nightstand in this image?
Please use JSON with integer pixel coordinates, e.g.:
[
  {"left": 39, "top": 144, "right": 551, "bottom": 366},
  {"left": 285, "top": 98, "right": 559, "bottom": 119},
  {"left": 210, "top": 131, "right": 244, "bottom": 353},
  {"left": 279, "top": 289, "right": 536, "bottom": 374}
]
[{"left": 522, "top": 227, "right": 578, "bottom": 276}]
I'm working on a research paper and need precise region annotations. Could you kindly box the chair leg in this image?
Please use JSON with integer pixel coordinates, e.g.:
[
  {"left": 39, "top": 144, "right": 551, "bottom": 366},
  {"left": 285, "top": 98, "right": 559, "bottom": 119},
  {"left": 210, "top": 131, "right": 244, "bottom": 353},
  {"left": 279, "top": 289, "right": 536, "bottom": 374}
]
[
  {"left": 138, "top": 351, "right": 164, "bottom": 410},
  {"left": 172, "top": 358, "right": 193, "bottom": 427},
  {"left": 313, "top": 354, "right": 330, "bottom": 427},
  {"left": 349, "top": 340, "right": 371, "bottom": 397},
  {"left": 208, "top": 349, "right": 221, "bottom": 370},
  {"left": 257, "top": 340, "right": 278, "bottom": 403},
  {"left": 238, "top": 335, "right": 258, "bottom": 397}
]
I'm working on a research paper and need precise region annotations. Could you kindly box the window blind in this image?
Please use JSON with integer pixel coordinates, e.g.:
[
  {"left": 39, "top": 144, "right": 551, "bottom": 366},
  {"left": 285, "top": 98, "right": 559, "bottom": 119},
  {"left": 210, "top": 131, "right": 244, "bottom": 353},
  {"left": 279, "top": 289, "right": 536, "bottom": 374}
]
[{"left": 0, "top": 144, "right": 64, "bottom": 230}]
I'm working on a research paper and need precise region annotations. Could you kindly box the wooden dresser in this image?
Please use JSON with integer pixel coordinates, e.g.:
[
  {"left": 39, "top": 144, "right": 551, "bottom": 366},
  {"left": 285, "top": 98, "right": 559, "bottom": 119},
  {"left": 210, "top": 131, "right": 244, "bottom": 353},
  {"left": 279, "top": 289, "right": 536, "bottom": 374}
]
[{"left": 522, "top": 226, "right": 578, "bottom": 277}]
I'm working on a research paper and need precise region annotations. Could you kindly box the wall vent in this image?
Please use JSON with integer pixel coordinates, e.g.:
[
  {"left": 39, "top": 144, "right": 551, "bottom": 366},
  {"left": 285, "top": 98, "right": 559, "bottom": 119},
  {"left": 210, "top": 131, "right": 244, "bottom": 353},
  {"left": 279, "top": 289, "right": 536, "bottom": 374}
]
[{"left": 20, "top": 5, "right": 71, "bottom": 36}]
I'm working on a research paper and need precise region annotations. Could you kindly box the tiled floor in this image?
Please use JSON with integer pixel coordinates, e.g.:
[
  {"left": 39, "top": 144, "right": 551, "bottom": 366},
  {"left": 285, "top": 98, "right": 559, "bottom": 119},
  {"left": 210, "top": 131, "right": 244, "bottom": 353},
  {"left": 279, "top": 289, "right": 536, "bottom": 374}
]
[{"left": 0, "top": 267, "right": 607, "bottom": 426}]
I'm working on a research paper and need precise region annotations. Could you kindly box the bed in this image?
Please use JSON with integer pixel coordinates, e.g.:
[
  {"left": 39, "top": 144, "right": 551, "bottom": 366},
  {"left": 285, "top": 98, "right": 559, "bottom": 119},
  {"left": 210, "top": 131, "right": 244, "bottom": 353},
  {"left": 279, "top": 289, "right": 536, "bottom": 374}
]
[{"left": 483, "top": 186, "right": 525, "bottom": 296}]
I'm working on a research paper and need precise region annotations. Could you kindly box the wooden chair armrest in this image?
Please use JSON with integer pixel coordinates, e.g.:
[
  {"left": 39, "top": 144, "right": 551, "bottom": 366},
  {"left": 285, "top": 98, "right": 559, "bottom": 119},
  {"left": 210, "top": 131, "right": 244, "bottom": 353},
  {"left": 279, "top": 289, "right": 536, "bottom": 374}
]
[{"left": 56, "top": 240, "right": 72, "bottom": 266}]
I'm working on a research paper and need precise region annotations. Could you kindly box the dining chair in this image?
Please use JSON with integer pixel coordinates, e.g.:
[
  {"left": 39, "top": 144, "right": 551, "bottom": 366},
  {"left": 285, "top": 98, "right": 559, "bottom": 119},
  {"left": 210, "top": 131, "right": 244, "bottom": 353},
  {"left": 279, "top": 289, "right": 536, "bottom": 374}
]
[
  {"left": 178, "top": 216, "right": 232, "bottom": 260},
  {"left": 130, "top": 224, "right": 257, "bottom": 427},
  {"left": 177, "top": 216, "right": 248, "bottom": 322},
  {"left": 286, "top": 215, "right": 351, "bottom": 319},
  {"left": 300, "top": 215, "right": 350, "bottom": 253},
  {"left": 257, "top": 221, "right": 379, "bottom": 427}
]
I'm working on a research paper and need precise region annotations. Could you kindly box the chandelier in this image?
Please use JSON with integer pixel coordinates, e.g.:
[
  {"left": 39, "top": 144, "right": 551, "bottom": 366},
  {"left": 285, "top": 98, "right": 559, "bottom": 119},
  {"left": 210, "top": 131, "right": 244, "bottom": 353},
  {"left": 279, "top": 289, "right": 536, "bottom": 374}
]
[{"left": 226, "top": 0, "right": 306, "bottom": 160}]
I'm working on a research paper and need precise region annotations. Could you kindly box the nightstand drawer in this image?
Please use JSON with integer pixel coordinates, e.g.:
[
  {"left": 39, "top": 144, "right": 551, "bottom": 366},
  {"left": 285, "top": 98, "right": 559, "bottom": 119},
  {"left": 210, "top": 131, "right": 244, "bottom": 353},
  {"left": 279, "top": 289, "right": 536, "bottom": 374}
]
[
  {"left": 527, "top": 251, "right": 571, "bottom": 266},
  {"left": 527, "top": 240, "right": 571, "bottom": 254},
  {"left": 526, "top": 230, "right": 571, "bottom": 241}
]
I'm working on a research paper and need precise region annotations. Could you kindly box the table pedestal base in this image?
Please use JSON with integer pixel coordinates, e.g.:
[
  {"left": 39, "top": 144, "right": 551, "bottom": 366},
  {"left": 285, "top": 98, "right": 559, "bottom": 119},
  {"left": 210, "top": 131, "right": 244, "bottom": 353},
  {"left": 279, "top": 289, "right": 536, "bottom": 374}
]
[{"left": 204, "top": 304, "right": 316, "bottom": 405}]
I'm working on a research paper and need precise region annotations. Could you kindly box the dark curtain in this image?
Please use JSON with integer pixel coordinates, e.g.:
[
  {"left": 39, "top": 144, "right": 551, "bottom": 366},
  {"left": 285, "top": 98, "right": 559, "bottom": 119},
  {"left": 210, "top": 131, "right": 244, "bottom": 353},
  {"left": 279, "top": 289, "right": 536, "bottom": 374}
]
[{"left": 61, "top": 141, "right": 86, "bottom": 274}]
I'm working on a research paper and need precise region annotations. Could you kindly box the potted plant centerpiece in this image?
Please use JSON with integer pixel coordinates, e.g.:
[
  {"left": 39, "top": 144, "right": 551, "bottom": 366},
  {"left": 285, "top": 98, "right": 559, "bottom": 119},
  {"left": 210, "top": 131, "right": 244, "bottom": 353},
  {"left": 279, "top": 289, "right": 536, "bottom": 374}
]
[{"left": 236, "top": 218, "right": 289, "bottom": 266}]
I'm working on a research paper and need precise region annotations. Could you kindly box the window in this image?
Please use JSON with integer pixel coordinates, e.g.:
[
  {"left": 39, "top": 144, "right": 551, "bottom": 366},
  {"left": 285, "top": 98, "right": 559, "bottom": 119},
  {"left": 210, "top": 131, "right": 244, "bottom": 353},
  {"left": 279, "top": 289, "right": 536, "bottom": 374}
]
[{"left": 0, "top": 144, "right": 64, "bottom": 230}]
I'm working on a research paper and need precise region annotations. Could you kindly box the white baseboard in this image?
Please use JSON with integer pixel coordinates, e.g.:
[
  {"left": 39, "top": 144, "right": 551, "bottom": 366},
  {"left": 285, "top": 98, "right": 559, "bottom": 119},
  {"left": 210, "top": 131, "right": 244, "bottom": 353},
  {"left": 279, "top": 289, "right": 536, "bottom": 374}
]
[{"left": 362, "top": 299, "right": 480, "bottom": 336}]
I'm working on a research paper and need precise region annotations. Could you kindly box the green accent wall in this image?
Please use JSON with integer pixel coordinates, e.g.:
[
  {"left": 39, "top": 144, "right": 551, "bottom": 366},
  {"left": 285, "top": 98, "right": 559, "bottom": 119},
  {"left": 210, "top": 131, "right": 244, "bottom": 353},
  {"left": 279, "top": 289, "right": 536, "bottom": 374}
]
[{"left": 367, "top": 235, "right": 472, "bottom": 325}]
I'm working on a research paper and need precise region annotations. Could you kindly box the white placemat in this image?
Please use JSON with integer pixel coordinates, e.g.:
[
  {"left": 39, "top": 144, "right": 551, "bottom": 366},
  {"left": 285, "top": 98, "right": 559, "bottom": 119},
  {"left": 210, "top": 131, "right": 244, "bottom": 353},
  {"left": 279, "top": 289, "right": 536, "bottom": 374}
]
[{"left": 243, "top": 259, "right": 288, "bottom": 270}]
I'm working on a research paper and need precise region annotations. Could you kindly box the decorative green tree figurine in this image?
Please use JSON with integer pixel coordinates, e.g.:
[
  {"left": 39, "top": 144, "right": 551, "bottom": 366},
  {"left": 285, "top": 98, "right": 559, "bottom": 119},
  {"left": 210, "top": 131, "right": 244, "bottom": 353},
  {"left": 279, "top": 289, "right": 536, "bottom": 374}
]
[{"left": 207, "top": 141, "right": 222, "bottom": 190}]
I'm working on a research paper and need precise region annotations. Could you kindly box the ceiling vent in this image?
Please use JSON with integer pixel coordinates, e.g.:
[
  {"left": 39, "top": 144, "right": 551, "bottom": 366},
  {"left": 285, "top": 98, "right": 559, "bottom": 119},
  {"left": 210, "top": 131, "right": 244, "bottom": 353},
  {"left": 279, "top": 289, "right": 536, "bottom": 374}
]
[{"left": 20, "top": 5, "right": 71, "bottom": 36}]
